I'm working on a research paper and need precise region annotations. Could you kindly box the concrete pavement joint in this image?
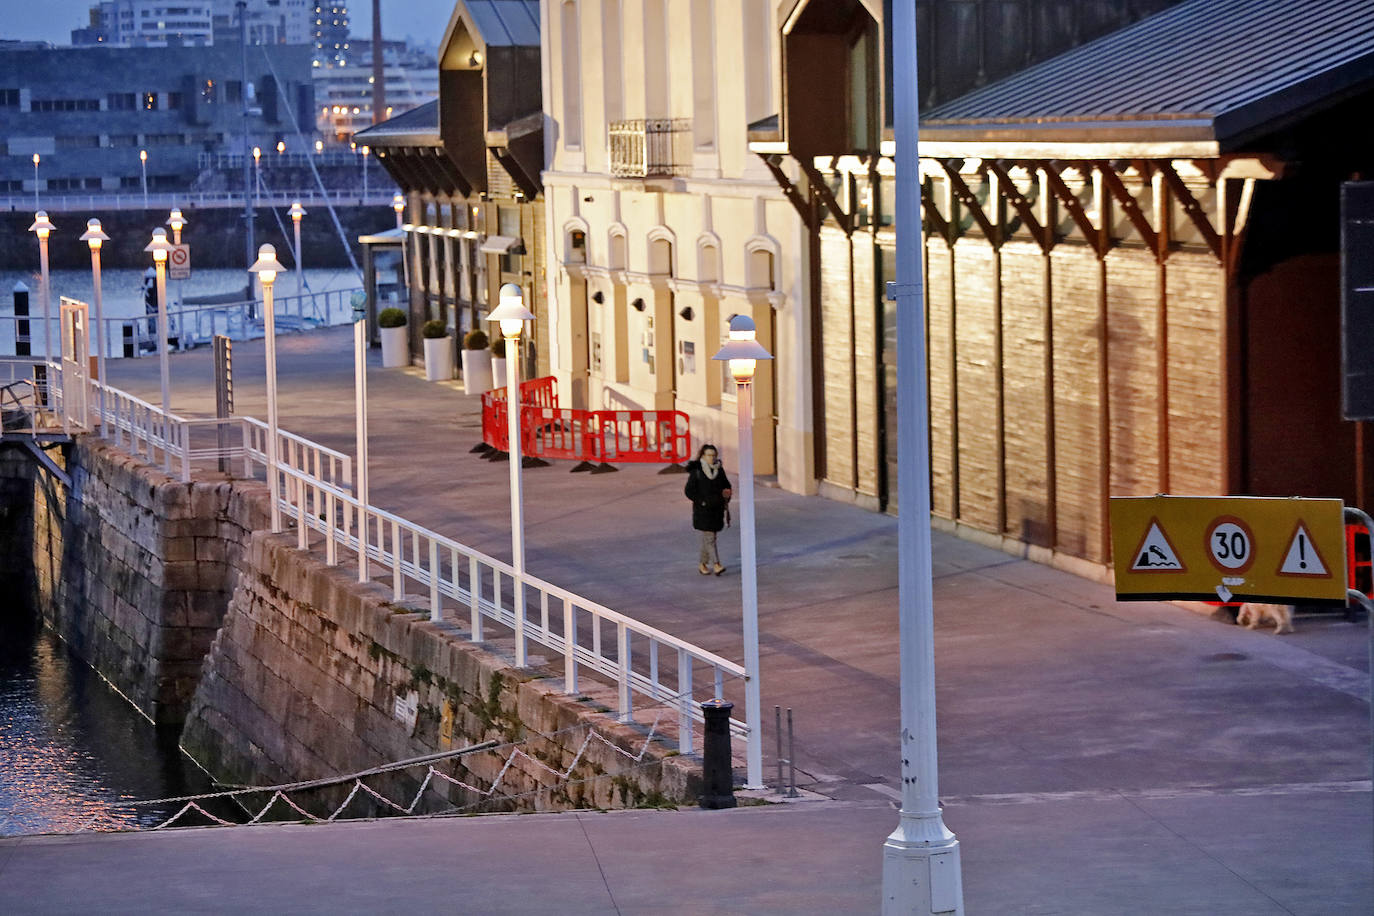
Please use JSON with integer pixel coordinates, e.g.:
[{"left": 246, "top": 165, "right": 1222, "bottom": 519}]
[
  {"left": 944, "top": 779, "right": 1371, "bottom": 806},
  {"left": 575, "top": 812, "right": 624, "bottom": 916}
]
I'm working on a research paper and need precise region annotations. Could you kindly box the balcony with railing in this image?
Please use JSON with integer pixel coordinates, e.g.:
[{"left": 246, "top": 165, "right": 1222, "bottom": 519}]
[{"left": 608, "top": 118, "right": 692, "bottom": 179}]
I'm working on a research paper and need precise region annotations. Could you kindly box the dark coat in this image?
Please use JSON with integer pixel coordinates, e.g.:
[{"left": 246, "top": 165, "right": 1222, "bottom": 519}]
[{"left": 684, "top": 460, "right": 732, "bottom": 532}]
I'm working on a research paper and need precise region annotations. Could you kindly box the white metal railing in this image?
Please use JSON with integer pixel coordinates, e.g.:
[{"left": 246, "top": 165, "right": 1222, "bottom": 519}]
[
  {"left": 0, "top": 357, "right": 63, "bottom": 437},
  {"left": 2, "top": 189, "right": 399, "bottom": 213},
  {"left": 104, "top": 288, "right": 363, "bottom": 358},
  {"left": 78, "top": 377, "right": 748, "bottom": 754}
]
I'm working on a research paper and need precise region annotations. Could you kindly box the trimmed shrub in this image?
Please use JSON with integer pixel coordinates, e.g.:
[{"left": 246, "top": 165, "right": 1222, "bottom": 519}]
[
  {"left": 378, "top": 307, "right": 407, "bottom": 328},
  {"left": 463, "top": 328, "right": 489, "bottom": 350},
  {"left": 422, "top": 319, "right": 449, "bottom": 339}
]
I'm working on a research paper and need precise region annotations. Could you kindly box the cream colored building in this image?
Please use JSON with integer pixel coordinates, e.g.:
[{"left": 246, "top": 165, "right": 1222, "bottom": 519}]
[{"left": 540, "top": 0, "right": 813, "bottom": 490}]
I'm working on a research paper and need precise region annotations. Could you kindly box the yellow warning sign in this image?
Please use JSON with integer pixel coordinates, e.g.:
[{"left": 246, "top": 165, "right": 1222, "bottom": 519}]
[{"left": 1109, "top": 496, "right": 1348, "bottom": 605}]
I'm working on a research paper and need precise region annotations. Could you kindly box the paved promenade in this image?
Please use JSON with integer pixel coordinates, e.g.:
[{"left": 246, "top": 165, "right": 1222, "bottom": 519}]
[{"left": 2, "top": 326, "right": 1369, "bottom": 913}]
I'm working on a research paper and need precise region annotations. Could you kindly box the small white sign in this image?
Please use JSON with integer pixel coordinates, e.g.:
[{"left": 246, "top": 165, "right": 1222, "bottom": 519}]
[
  {"left": 1206, "top": 517, "right": 1254, "bottom": 572},
  {"left": 169, "top": 243, "right": 191, "bottom": 280}
]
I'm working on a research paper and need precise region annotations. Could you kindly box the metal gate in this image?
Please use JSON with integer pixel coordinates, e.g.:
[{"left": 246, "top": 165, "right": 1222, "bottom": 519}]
[{"left": 60, "top": 297, "right": 89, "bottom": 430}]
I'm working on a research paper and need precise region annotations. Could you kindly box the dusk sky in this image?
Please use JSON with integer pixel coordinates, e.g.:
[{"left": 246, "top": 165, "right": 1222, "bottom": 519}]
[{"left": 3, "top": 1, "right": 458, "bottom": 47}]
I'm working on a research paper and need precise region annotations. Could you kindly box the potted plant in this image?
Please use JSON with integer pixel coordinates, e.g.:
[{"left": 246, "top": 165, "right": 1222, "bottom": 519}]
[
  {"left": 460, "top": 328, "right": 493, "bottom": 394},
  {"left": 422, "top": 319, "right": 453, "bottom": 381},
  {"left": 490, "top": 335, "right": 507, "bottom": 389},
  {"left": 378, "top": 307, "right": 408, "bottom": 368}
]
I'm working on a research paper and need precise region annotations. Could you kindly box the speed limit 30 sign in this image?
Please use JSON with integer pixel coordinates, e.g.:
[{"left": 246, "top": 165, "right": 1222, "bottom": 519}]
[{"left": 1109, "top": 495, "right": 1347, "bottom": 605}]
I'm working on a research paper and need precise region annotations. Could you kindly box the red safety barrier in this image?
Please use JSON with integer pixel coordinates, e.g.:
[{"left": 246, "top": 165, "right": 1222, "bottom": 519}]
[{"left": 479, "top": 377, "right": 691, "bottom": 466}]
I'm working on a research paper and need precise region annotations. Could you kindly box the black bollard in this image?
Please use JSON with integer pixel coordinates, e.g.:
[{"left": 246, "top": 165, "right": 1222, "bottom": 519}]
[
  {"left": 13, "top": 282, "right": 29, "bottom": 356},
  {"left": 699, "top": 699, "right": 737, "bottom": 809}
]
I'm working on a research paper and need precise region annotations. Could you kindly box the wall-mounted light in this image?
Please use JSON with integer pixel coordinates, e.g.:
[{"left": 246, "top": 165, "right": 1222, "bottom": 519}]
[
  {"left": 631, "top": 297, "right": 646, "bottom": 312},
  {"left": 591, "top": 290, "right": 604, "bottom": 304},
  {"left": 678, "top": 306, "right": 694, "bottom": 321}
]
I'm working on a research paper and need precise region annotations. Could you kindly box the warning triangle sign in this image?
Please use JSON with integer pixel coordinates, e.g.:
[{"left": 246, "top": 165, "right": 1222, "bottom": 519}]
[
  {"left": 1129, "top": 520, "right": 1186, "bottom": 573},
  {"left": 1276, "top": 521, "right": 1331, "bottom": 578}
]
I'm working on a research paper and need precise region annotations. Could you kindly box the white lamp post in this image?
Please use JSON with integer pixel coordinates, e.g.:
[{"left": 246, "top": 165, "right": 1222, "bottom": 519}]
[
  {"left": 249, "top": 244, "right": 286, "bottom": 532},
  {"left": 289, "top": 201, "right": 307, "bottom": 298},
  {"left": 712, "top": 314, "right": 772, "bottom": 791},
  {"left": 31, "top": 154, "right": 40, "bottom": 209},
  {"left": 393, "top": 193, "right": 410, "bottom": 299},
  {"left": 139, "top": 149, "right": 148, "bottom": 208},
  {"left": 489, "top": 283, "right": 535, "bottom": 665},
  {"left": 79, "top": 218, "right": 110, "bottom": 426},
  {"left": 360, "top": 145, "right": 370, "bottom": 199},
  {"left": 252, "top": 146, "right": 262, "bottom": 205},
  {"left": 881, "top": 2, "right": 964, "bottom": 913},
  {"left": 354, "top": 297, "right": 370, "bottom": 583},
  {"left": 144, "top": 227, "right": 174, "bottom": 471},
  {"left": 27, "top": 211, "right": 55, "bottom": 370},
  {"left": 166, "top": 207, "right": 187, "bottom": 311},
  {"left": 166, "top": 207, "right": 186, "bottom": 245}
]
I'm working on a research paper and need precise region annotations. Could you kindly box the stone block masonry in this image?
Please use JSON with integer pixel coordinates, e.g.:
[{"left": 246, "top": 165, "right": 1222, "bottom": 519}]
[{"left": 5, "top": 437, "right": 699, "bottom": 812}]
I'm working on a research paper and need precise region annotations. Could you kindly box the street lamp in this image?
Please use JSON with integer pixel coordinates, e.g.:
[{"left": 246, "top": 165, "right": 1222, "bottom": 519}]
[
  {"left": 712, "top": 314, "right": 772, "bottom": 791},
  {"left": 31, "top": 154, "right": 39, "bottom": 209},
  {"left": 166, "top": 207, "right": 186, "bottom": 244},
  {"left": 393, "top": 193, "right": 410, "bottom": 299},
  {"left": 360, "top": 145, "right": 370, "bottom": 199},
  {"left": 252, "top": 146, "right": 261, "bottom": 205},
  {"left": 489, "top": 283, "right": 535, "bottom": 665},
  {"left": 276, "top": 140, "right": 286, "bottom": 156},
  {"left": 139, "top": 149, "right": 148, "bottom": 208},
  {"left": 144, "top": 227, "right": 174, "bottom": 470},
  {"left": 289, "top": 201, "right": 306, "bottom": 298},
  {"left": 27, "top": 211, "right": 55, "bottom": 386},
  {"left": 249, "top": 243, "right": 286, "bottom": 533},
  {"left": 79, "top": 218, "right": 110, "bottom": 425},
  {"left": 881, "top": 3, "right": 964, "bottom": 913},
  {"left": 315, "top": 139, "right": 324, "bottom": 155}
]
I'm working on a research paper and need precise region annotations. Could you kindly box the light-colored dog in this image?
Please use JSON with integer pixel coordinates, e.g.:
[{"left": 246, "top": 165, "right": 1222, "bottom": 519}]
[{"left": 1236, "top": 603, "right": 1294, "bottom": 635}]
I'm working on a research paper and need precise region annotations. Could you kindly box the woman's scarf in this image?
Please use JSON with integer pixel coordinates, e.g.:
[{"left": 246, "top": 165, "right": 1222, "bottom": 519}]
[{"left": 700, "top": 458, "right": 720, "bottom": 480}]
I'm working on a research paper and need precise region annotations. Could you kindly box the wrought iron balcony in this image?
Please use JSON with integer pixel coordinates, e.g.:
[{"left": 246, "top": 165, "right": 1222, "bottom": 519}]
[{"left": 608, "top": 118, "right": 692, "bottom": 178}]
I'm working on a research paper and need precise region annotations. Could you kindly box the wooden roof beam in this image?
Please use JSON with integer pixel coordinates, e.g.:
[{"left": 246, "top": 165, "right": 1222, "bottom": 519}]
[
  {"left": 1093, "top": 161, "right": 1159, "bottom": 257},
  {"left": 938, "top": 159, "right": 999, "bottom": 247},
  {"left": 985, "top": 160, "right": 1049, "bottom": 253},
  {"left": 1157, "top": 161, "right": 1221, "bottom": 260},
  {"left": 1037, "top": 160, "right": 1105, "bottom": 257}
]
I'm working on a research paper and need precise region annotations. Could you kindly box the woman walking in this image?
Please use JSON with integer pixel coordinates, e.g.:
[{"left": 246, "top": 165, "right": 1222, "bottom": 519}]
[{"left": 684, "top": 443, "right": 732, "bottom": 575}]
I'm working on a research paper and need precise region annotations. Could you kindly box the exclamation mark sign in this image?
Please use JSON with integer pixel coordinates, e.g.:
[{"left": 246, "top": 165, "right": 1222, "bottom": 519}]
[{"left": 1298, "top": 533, "right": 1307, "bottom": 569}]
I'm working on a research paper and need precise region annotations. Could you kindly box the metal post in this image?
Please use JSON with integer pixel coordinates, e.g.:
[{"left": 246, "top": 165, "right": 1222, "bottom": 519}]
[
  {"left": 738, "top": 377, "right": 764, "bottom": 789},
  {"left": 775, "top": 705, "right": 785, "bottom": 794},
  {"left": 507, "top": 330, "right": 526, "bottom": 667},
  {"left": 238, "top": 2, "right": 255, "bottom": 284},
  {"left": 1343, "top": 505, "right": 1374, "bottom": 883},
  {"left": 214, "top": 335, "right": 233, "bottom": 473},
  {"left": 155, "top": 257, "right": 172, "bottom": 472},
  {"left": 883, "top": 0, "right": 964, "bottom": 911},
  {"left": 39, "top": 232, "right": 51, "bottom": 377},
  {"left": 355, "top": 318, "right": 370, "bottom": 581},
  {"left": 295, "top": 217, "right": 304, "bottom": 298},
  {"left": 699, "top": 699, "right": 737, "bottom": 809},
  {"left": 264, "top": 278, "right": 280, "bottom": 532},
  {"left": 787, "top": 707, "right": 799, "bottom": 798}
]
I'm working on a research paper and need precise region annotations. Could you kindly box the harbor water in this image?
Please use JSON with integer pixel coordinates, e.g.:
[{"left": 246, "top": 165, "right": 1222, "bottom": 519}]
[{"left": 0, "top": 609, "right": 216, "bottom": 837}]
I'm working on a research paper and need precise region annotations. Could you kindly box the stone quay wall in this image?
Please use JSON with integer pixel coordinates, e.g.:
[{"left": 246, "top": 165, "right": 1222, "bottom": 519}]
[{"left": 7, "top": 437, "right": 699, "bottom": 810}]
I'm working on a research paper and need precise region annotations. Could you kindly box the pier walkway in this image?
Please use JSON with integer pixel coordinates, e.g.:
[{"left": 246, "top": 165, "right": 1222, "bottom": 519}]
[{"left": 1, "top": 325, "right": 1368, "bottom": 913}]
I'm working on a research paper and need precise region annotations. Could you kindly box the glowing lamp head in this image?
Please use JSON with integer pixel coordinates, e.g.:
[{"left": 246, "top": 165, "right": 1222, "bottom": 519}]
[
  {"left": 253, "top": 146, "right": 261, "bottom": 162},
  {"left": 276, "top": 140, "right": 285, "bottom": 154},
  {"left": 28, "top": 210, "right": 56, "bottom": 241},
  {"left": 79, "top": 218, "right": 109, "bottom": 251},
  {"left": 32, "top": 153, "right": 40, "bottom": 166},
  {"left": 314, "top": 139, "right": 324, "bottom": 153},
  {"left": 166, "top": 207, "right": 186, "bottom": 232},
  {"left": 392, "top": 193, "right": 405, "bottom": 215},
  {"left": 289, "top": 201, "right": 306, "bottom": 222},
  {"left": 712, "top": 314, "right": 773, "bottom": 383},
  {"left": 249, "top": 243, "right": 284, "bottom": 286},
  {"left": 488, "top": 284, "right": 534, "bottom": 340},
  {"left": 139, "top": 149, "right": 147, "bottom": 163},
  {"left": 145, "top": 227, "right": 172, "bottom": 262}
]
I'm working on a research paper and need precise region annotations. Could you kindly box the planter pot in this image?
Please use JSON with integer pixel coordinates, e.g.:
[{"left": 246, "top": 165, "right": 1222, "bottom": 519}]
[
  {"left": 461, "top": 348, "right": 493, "bottom": 394},
  {"left": 380, "top": 325, "right": 408, "bottom": 368},
  {"left": 423, "top": 336, "right": 453, "bottom": 381},
  {"left": 491, "top": 356, "right": 507, "bottom": 389}
]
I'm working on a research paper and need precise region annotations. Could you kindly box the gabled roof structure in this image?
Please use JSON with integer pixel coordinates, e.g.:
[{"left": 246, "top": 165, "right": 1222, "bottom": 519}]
[{"left": 920, "top": 0, "right": 1374, "bottom": 157}]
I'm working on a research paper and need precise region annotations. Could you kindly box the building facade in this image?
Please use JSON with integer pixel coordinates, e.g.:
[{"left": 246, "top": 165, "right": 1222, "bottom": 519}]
[
  {"left": 757, "top": 0, "right": 1374, "bottom": 572},
  {"left": 357, "top": 0, "right": 548, "bottom": 377},
  {"left": 0, "top": 43, "right": 316, "bottom": 197},
  {"left": 539, "top": 0, "right": 808, "bottom": 485}
]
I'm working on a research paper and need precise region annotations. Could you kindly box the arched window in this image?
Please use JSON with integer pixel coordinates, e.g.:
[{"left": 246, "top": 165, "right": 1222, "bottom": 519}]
[
  {"left": 609, "top": 230, "right": 628, "bottom": 270},
  {"left": 649, "top": 237, "right": 673, "bottom": 277},
  {"left": 561, "top": 1, "right": 582, "bottom": 147}
]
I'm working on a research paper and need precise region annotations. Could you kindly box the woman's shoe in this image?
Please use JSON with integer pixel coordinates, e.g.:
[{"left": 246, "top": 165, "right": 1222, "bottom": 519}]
[
  {"left": 699, "top": 563, "right": 710, "bottom": 575},
  {"left": 713, "top": 564, "right": 726, "bottom": 576}
]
